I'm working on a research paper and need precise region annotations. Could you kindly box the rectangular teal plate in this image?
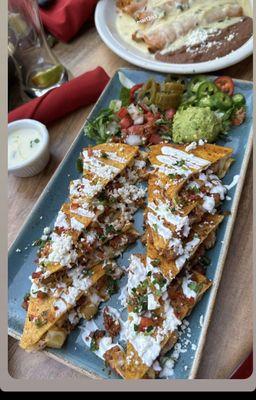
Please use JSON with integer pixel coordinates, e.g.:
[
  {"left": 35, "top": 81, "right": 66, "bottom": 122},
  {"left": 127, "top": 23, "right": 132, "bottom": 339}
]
[{"left": 8, "top": 68, "right": 253, "bottom": 379}]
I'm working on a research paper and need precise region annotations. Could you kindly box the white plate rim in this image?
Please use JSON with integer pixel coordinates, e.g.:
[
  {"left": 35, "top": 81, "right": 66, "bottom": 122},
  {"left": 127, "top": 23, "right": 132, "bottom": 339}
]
[{"left": 95, "top": 0, "right": 253, "bottom": 74}]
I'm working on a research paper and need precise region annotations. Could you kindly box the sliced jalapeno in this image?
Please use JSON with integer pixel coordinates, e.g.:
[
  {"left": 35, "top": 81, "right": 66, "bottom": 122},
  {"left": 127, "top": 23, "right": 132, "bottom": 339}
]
[
  {"left": 232, "top": 93, "right": 246, "bottom": 107},
  {"left": 213, "top": 91, "right": 233, "bottom": 111},
  {"left": 197, "top": 82, "right": 219, "bottom": 99},
  {"left": 187, "top": 75, "right": 209, "bottom": 94},
  {"left": 198, "top": 96, "right": 212, "bottom": 108}
]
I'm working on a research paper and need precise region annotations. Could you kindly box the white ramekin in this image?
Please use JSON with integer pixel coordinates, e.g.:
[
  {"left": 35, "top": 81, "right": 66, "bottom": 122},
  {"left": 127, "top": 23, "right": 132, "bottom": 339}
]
[{"left": 8, "top": 119, "right": 50, "bottom": 178}]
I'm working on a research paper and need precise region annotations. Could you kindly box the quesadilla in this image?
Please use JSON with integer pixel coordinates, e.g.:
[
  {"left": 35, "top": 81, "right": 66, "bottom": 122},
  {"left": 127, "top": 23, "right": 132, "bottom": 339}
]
[
  {"left": 31, "top": 145, "right": 146, "bottom": 286},
  {"left": 104, "top": 255, "right": 211, "bottom": 379},
  {"left": 20, "top": 261, "right": 112, "bottom": 350},
  {"left": 146, "top": 143, "right": 232, "bottom": 268}
]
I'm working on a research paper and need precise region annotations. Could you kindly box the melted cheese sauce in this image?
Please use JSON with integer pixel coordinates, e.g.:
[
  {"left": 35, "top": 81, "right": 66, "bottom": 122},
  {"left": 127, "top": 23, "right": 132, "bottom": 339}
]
[{"left": 116, "top": 0, "right": 252, "bottom": 55}]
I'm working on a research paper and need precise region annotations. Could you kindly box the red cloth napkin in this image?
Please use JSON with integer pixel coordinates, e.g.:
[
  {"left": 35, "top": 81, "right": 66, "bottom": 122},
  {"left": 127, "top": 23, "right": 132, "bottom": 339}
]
[
  {"left": 8, "top": 67, "right": 109, "bottom": 125},
  {"left": 231, "top": 352, "right": 253, "bottom": 379},
  {"left": 39, "top": 0, "right": 98, "bottom": 42}
]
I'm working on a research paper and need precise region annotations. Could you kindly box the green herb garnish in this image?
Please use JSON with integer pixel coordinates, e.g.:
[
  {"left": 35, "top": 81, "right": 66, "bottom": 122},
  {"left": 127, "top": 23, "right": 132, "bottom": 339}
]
[
  {"left": 168, "top": 173, "right": 178, "bottom": 180},
  {"left": 101, "top": 152, "right": 109, "bottom": 159},
  {"left": 84, "top": 109, "right": 120, "bottom": 144},
  {"left": 153, "top": 224, "right": 158, "bottom": 233},
  {"left": 90, "top": 338, "right": 99, "bottom": 352},
  {"left": 174, "top": 159, "right": 186, "bottom": 167},
  {"left": 82, "top": 268, "right": 93, "bottom": 277},
  {"left": 30, "top": 138, "right": 40, "bottom": 148},
  {"left": 76, "top": 157, "right": 83, "bottom": 173},
  {"left": 201, "top": 256, "right": 211, "bottom": 266},
  {"left": 34, "top": 317, "right": 47, "bottom": 328},
  {"left": 119, "top": 86, "right": 130, "bottom": 107},
  {"left": 108, "top": 197, "right": 116, "bottom": 204},
  {"left": 105, "top": 225, "right": 115, "bottom": 235},
  {"left": 151, "top": 259, "right": 160, "bottom": 267},
  {"left": 188, "top": 281, "right": 203, "bottom": 294},
  {"left": 190, "top": 186, "right": 201, "bottom": 194},
  {"left": 107, "top": 277, "right": 119, "bottom": 296},
  {"left": 32, "top": 238, "right": 47, "bottom": 249},
  {"left": 146, "top": 325, "right": 154, "bottom": 334}
]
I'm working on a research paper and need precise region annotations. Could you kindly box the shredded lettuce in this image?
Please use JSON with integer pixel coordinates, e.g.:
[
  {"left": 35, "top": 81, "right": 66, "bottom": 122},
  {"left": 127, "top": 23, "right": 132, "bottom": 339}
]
[
  {"left": 119, "top": 86, "right": 130, "bottom": 106},
  {"left": 84, "top": 109, "right": 120, "bottom": 144}
]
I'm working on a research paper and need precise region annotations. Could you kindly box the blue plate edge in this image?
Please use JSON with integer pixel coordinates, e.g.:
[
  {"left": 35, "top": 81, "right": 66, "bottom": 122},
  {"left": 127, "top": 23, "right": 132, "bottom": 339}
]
[
  {"left": 189, "top": 131, "right": 253, "bottom": 379},
  {"left": 8, "top": 68, "right": 253, "bottom": 380}
]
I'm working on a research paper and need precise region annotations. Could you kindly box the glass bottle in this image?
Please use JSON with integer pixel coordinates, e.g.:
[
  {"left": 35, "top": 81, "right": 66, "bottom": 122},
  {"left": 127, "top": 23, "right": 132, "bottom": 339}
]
[{"left": 8, "top": 0, "right": 69, "bottom": 98}]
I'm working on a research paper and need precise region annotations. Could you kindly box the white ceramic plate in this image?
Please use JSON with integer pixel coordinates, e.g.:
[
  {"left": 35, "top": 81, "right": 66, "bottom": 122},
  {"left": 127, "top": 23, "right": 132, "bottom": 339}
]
[{"left": 95, "top": 0, "right": 253, "bottom": 74}]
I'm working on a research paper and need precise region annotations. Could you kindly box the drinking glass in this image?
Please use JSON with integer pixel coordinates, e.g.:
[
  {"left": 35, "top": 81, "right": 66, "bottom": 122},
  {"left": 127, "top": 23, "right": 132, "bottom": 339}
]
[{"left": 8, "top": 0, "right": 68, "bottom": 98}]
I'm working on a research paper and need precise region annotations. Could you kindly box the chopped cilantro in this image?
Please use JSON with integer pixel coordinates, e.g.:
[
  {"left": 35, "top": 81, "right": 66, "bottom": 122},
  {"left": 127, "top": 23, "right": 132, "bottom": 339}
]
[
  {"left": 201, "top": 256, "right": 211, "bottom": 266},
  {"left": 101, "top": 152, "right": 108, "bottom": 159},
  {"left": 76, "top": 157, "right": 83, "bottom": 173},
  {"left": 151, "top": 259, "right": 160, "bottom": 267},
  {"left": 119, "top": 86, "right": 130, "bottom": 107},
  {"left": 30, "top": 138, "right": 40, "bottom": 148},
  {"left": 107, "top": 277, "right": 119, "bottom": 296},
  {"left": 189, "top": 185, "right": 201, "bottom": 194},
  {"left": 105, "top": 225, "right": 115, "bottom": 235},
  {"left": 90, "top": 338, "right": 99, "bottom": 352},
  {"left": 108, "top": 197, "right": 116, "bottom": 204},
  {"left": 168, "top": 173, "right": 178, "bottom": 180},
  {"left": 188, "top": 281, "right": 203, "bottom": 294},
  {"left": 32, "top": 238, "right": 47, "bottom": 249},
  {"left": 146, "top": 325, "right": 154, "bottom": 333},
  {"left": 82, "top": 268, "right": 93, "bottom": 277},
  {"left": 153, "top": 224, "right": 158, "bottom": 233},
  {"left": 34, "top": 317, "right": 47, "bottom": 328}
]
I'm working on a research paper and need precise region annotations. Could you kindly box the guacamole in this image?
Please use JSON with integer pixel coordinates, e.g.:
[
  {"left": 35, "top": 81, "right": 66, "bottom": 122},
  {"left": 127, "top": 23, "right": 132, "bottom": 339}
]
[{"left": 172, "top": 107, "right": 221, "bottom": 144}]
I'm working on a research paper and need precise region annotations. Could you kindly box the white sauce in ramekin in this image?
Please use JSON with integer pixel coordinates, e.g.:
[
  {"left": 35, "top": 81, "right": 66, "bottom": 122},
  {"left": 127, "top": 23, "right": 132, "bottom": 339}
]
[{"left": 8, "top": 127, "right": 43, "bottom": 168}]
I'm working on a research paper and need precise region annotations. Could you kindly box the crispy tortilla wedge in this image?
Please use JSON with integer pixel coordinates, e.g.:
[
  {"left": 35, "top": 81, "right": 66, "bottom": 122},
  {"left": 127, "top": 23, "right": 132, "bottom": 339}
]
[
  {"left": 147, "top": 143, "right": 232, "bottom": 263},
  {"left": 20, "top": 262, "right": 107, "bottom": 350},
  {"left": 35, "top": 145, "right": 142, "bottom": 282},
  {"left": 104, "top": 256, "right": 211, "bottom": 379},
  {"left": 82, "top": 143, "right": 139, "bottom": 185},
  {"left": 147, "top": 213, "right": 224, "bottom": 280},
  {"left": 148, "top": 143, "right": 233, "bottom": 197}
]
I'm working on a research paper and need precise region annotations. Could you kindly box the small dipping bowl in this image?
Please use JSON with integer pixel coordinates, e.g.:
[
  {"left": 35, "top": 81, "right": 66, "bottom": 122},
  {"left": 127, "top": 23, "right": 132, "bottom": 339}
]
[{"left": 8, "top": 119, "right": 50, "bottom": 177}]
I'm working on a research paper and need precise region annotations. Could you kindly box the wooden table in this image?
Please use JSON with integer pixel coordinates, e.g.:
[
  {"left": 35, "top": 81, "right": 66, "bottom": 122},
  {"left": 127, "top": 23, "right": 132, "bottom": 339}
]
[{"left": 8, "top": 25, "right": 253, "bottom": 380}]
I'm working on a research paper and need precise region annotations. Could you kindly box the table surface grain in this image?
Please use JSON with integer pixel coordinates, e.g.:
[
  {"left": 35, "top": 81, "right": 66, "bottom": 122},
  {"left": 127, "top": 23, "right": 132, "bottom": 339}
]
[{"left": 8, "top": 25, "right": 253, "bottom": 380}]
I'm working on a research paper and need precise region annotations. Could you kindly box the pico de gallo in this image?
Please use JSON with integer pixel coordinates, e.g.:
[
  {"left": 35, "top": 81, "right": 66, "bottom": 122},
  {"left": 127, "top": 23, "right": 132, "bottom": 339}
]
[{"left": 84, "top": 72, "right": 247, "bottom": 146}]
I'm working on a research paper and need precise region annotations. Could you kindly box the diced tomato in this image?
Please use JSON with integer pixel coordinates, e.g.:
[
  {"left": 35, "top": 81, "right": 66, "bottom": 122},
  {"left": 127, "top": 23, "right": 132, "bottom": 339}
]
[
  {"left": 139, "top": 317, "right": 154, "bottom": 332},
  {"left": 32, "top": 271, "right": 42, "bottom": 279},
  {"left": 117, "top": 107, "right": 128, "bottom": 119},
  {"left": 129, "top": 83, "right": 143, "bottom": 103},
  {"left": 165, "top": 108, "right": 176, "bottom": 120},
  {"left": 37, "top": 291, "right": 47, "bottom": 300},
  {"left": 127, "top": 125, "right": 145, "bottom": 136},
  {"left": 95, "top": 226, "right": 104, "bottom": 236},
  {"left": 214, "top": 76, "right": 234, "bottom": 96},
  {"left": 145, "top": 112, "right": 155, "bottom": 122},
  {"left": 232, "top": 107, "right": 246, "bottom": 126},
  {"left": 120, "top": 115, "right": 133, "bottom": 129},
  {"left": 71, "top": 202, "right": 79, "bottom": 210},
  {"left": 87, "top": 147, "right": 93, "bottom": 157},
  {"left": 148, "top": 133, "right": 162, "bottom": 144}
]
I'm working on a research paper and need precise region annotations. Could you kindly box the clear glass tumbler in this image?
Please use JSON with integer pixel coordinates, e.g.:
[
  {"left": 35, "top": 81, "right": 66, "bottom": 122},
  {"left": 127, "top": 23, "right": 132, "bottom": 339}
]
[{"left": 8, "top": 0, "right": 68, "bottom": 98}]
